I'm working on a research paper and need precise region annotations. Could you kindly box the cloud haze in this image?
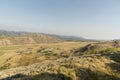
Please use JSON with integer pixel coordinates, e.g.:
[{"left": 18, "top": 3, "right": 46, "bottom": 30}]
[{"left": 0, "top": 0, "right": 120, "bottom": 40}]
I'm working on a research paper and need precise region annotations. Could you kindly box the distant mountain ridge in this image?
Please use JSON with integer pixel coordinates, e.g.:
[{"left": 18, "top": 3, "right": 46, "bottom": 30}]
[
  {"left": 48, "top": 34, "right": 86, "bottom": 41},
  {"left": 48, "top": 34, "right": 101, "bottom": 42},
  {"left": 0, "top": 30, "right": 33, "bottom": 36},
  {"left": 0, "top": 30, "right": 62, "bottom": 46},
  {"left": 0, "top": 30, "right": 99, "bottom": 41}
]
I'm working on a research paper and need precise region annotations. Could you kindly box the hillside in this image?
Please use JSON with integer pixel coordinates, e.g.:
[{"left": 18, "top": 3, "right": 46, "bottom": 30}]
[
  {"left": 0, "top": 30, "right": 32, "bottom": 36},
  {"left": 0, "top": 30, "right": 120, "bottom": 80},
  {"left": 0, "top": 30, "right": 98, "bottom": 41},
  {"left": 0, "top": 34, "right": 62, "bottom": 46},
  {"left": 0, "top": 42, "right": 120, "bottom": 80},
  {"left": 48, "top": 34, "right": 87, "bottom": 41},
  {"left": 1, "top": 54, "right": 119, "bottom": 80}
]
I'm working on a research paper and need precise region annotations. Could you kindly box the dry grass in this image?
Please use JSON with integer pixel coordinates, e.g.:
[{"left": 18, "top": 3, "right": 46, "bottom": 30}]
[{"left": 0, "top": 41, "right": 120, "bottom": 80}]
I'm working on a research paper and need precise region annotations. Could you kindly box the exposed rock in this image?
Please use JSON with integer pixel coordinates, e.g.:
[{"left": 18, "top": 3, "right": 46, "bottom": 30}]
[
  {"left": 75, "top": 43, "right": 103, "bottom": 53},
  {"left": 113, "top": 40, "right": 120, "bottom": 48}
]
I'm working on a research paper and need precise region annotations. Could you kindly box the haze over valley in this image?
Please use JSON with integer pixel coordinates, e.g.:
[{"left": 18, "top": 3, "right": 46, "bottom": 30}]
[{"left": 0, "top": 0, "right": 120, "bottom": 80}]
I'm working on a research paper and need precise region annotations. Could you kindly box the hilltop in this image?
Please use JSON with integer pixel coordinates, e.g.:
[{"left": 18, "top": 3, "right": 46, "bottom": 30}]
[
  {"left": 0, "top": 30, "right": 97, "bottom": 41},
  {"left": 0, "top": 30, "right": 62, "bottom": 46},
  {"left": 0, "top": 30, "right": 32, "bottom": 36}
]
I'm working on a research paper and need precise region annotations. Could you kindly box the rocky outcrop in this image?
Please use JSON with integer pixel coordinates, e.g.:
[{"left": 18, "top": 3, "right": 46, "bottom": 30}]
[
  {"left": 0, "top": 55, "right": 120, "bottom": 80},
  {"left": 113, "top": 40, "right": 120, "bottom": 48},
  {"left": 74, "top": 43, "right": 103, "bottom": 53}
]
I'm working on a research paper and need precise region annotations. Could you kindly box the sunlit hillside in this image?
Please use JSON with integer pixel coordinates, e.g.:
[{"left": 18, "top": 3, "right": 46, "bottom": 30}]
[{"left": 0, "top": 39, "right": 120, "bottom": 80}]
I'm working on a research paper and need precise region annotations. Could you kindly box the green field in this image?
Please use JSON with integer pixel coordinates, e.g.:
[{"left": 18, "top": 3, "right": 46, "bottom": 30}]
[{"left": 0, "top": 50, "right": 4, "bottom": 56}]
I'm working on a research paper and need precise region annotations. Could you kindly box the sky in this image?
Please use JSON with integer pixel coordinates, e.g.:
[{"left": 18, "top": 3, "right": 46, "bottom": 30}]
[{"left": 0, "top": 0, "right": 120, "bottom": 40}]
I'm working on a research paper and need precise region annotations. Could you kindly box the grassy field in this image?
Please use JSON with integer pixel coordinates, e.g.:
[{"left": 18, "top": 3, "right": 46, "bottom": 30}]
[
  {"left": 0, "top": 42, "right": 92, "bottom": 69},
  {"left": 0, "top": 41, "right": 120, "bottom": 80},
  {"left": 0, "top": 50, "right": 4, "bottom": 56}
]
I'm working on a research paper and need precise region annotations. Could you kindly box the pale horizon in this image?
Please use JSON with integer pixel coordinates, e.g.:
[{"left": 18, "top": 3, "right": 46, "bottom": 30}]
[{"left": 0, "top": 0, "right": 120, "bottom": 40}]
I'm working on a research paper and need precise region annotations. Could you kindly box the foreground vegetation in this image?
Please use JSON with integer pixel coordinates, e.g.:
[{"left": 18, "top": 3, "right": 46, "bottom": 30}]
[{"left": 0, "top": 41, "right": 120, "bottom": 80}]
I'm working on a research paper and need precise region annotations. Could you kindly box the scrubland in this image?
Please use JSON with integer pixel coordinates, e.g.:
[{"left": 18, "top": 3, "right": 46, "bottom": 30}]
[{"left": 0, "top": 41, "right": 120, "bottom": 80}]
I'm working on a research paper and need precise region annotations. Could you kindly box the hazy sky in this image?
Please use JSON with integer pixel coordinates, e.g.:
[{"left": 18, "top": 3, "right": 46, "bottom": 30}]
[{"left": 0, "top": 0, "right": 120, "bottom": 40}]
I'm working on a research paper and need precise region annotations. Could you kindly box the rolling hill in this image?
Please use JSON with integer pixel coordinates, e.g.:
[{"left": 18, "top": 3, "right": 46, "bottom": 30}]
[
  {"left": 0, "top": 32, "right": 62, "bottom": 46},
  {"left": 48, "top": 34, "right": 86, "bottom": 41},
  {"left": 0, "top": 30, "right": 95, "bottom": 41}
]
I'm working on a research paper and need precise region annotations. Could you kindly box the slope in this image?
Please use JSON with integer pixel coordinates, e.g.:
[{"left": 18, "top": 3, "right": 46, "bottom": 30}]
[{"left": 0, "top": 34, "right": 62, "bottom": 46}]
